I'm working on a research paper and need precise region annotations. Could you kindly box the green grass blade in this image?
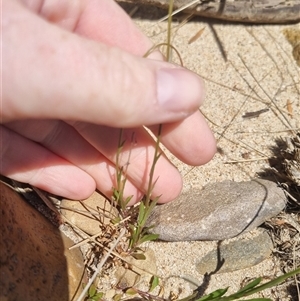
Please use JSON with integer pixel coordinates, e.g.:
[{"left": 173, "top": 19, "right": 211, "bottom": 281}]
[
  {"left": 149, "top": 275, "right": 159, "bottom": 292},
  {"left": 138, "top": 233, "right": 159, "bottom": 244},
  {"left": 235, "top": 278, "right": 261, "bottom": 294},
  {"left": 238, "top": 299, "right": 272, "bottom": 301},
  {"left": 237, "top": 268, "right": 300, "bottom": 298},
  {"left": 196, "top": 288, "right": 228, "bottom": 301},
  {"left": 137, "top": 202, "right": 146, "bottom": 225}
]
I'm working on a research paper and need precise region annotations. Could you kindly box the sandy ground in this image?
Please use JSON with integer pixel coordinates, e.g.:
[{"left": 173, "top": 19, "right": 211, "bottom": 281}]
[
  {"left": 96, "top": 4, "right": 299, "bottom": 300},
  {"left": 126, "top": 5, "right": 300, "bottom": 189}
]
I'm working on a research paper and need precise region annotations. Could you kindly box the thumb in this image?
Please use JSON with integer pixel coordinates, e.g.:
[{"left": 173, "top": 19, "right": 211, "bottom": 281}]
[{"left": 3, "top": 0, "right": 205, "bottom": 127}]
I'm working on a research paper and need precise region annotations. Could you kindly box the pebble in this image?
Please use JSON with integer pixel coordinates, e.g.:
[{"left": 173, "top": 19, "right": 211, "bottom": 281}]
[
  {"left": 196, "top": 229, "right": 273, "bottom": 274},
  {"left": 0, "top": 182, "right": 86, "bottom": 301},
  {"left": 146, "top": 179, "right": 287, "bottom": 241}
]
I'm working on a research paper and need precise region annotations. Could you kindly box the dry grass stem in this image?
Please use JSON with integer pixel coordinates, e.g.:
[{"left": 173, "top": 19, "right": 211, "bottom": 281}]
[{"left": 76, "top": 228, "right": 126, "bottom": 301}]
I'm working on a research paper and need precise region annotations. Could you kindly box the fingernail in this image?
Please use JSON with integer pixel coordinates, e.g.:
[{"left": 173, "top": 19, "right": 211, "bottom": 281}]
[{"left": 156, "top": 68, "right": 205, "bottom": 113}]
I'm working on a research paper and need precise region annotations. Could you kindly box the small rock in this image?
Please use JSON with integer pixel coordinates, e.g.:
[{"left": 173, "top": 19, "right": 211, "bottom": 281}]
[
  {"left": 196, "top": 229, "right": 273, "bottom": 274},
  {"left": 146, "top": 179, "right": 287, "bottom": 241},
  {"left": 61, "top": 191, "right": 118, "bottom": 236},
  {"left": 0, "top": 182, "right": 86, "bottom": 301},
  {"left": 61, "top": 234, "right": 87, "bottom": 299}
]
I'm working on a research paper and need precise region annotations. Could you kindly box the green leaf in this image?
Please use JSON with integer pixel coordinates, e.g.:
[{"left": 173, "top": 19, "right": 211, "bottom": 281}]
[
  {"left": 125, "top": 288, "right": 138, "bottom": 295},
  {"left": 124, "top": 195, "right": 133, "bottom": 206},
  {"left": 95, "top": 292, "right": 104, "bottom": 299},
  {"left": 128, "top": 224, "right": 138, "bottom": 238},
  {"left": 236, "top": 267, "right": 300, "bottom": 298},
  {"left": 138, "top": 233, "right": 159, "bottom": 244},
  {"left": 236, "top": 278, "right": 261, "bottom": 294},
  {"left": 149, "top": 275, "right": 159, "bottom": 292},
  {"left": 88, "top": 284, "right": 97, "bottom": 297},
  {"left": 113, "top": 294, "right": 122, "bottom": 301},
  {"left": 137, "top": 202, "right": 146, "bottom": 225},
  {"left": 196, "top": 287, "right": 228, "bottom": 301},
  {"left": 131, "top": 252, "right": 146, "bottom": 260},
  {"left": 112, "top": 188, "right": 120, "bottom": 200}
]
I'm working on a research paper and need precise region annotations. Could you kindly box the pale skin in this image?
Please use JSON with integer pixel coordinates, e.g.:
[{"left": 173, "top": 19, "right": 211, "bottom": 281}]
[{"left": 1, "top": 0, "right": 216, "bottom": 205}]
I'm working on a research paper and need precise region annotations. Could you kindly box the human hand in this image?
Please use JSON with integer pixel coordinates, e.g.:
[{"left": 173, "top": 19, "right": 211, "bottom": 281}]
[{"left": 1, "top": 0, "right": 216, "bottom": 205}]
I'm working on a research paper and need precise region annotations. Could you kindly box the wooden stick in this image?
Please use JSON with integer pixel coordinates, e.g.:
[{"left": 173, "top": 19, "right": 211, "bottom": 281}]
[{"left": 118, "top": 0, "right": 300, "bottom": 23}]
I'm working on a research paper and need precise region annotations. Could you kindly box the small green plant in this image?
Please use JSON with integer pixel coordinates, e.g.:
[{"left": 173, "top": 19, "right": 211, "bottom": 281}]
[
  {"left": 85, "top": 283, "right": 104, "bottom": 301},
  {"left": 111, "top": 0, "right": 178, "bottom": 255},
  {"left": 112, "top": 128, "right": 134, "bottom": 214},
  {"left": 111, "top": 126, "right": 161, "bottom": 254}
]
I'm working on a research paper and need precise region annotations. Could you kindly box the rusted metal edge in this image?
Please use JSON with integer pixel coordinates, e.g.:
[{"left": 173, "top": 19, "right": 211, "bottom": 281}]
[{"left": 118, "top": 0, "right": 300, "bottom": 24}]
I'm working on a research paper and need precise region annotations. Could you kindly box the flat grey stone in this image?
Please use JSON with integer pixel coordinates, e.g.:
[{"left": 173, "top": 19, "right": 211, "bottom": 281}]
[
  {"left": 146, "top": 179, "right": 287, "bottom": 241},
  {"left": 196, "top": 230, "right": 273, "bottom": 274}
]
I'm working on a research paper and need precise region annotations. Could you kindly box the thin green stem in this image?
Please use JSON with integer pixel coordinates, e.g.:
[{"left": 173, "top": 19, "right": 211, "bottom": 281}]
[
  {"left": 114, "top": 128, "right": 126, "bottom": 211},
  {"left": 226, "top": 268, "right": 300, "bottom": 300},
  {"left": 166, "top": 0, "right": 174, "bottom": 61}
]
